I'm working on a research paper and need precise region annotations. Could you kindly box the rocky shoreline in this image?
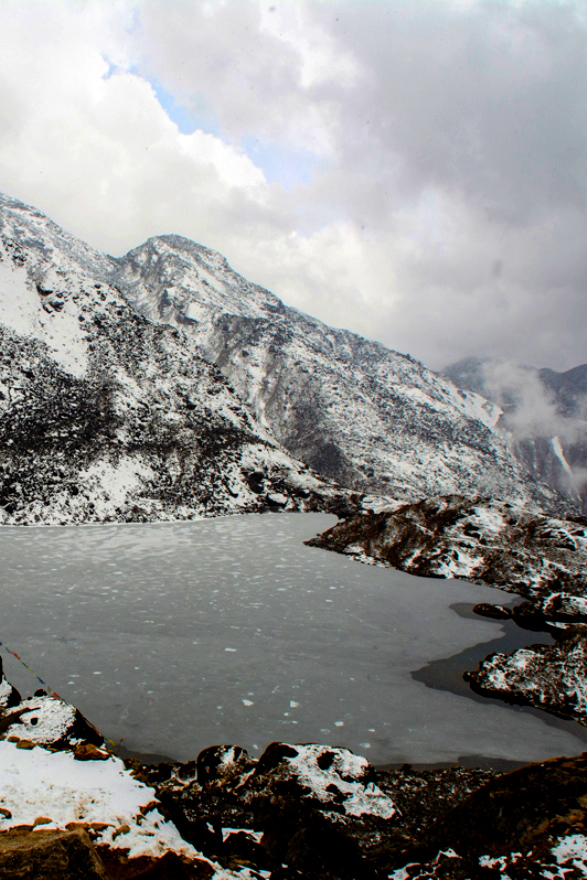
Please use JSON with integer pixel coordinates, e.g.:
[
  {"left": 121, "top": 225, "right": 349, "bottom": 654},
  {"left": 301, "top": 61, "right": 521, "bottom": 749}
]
[{"left": 3, "top": 662, "right": 587, "bottom": 879}]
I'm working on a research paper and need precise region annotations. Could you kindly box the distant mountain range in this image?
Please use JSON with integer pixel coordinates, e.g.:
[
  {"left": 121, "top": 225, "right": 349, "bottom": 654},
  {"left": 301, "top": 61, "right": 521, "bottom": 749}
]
[{"left": 0, "top": 192, "right": 581, "bottom": 522}]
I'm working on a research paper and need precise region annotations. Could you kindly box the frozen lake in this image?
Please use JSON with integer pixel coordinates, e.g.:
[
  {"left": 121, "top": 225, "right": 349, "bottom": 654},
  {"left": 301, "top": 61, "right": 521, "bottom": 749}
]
[{"left": 0, "top": 512, "right": 585, "bottom": 766}]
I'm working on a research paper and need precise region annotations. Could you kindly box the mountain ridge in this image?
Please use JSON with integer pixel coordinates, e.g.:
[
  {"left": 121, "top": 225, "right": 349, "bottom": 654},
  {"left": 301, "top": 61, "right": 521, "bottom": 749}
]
[
  {"left": 111, "top": 229, "right": 568, "bottom": 513},
  {"left": 0, "top": 194, "right": 351, "bottom": 524}
]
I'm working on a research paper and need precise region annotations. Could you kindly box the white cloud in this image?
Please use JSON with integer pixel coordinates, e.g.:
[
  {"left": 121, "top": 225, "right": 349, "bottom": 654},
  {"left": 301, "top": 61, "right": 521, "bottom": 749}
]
[
  {"left": 0, "top": 1, "right": 269, "bottom": 254},
  {"left": 0, "top": 0, "right": 585, "bottom": 372}
]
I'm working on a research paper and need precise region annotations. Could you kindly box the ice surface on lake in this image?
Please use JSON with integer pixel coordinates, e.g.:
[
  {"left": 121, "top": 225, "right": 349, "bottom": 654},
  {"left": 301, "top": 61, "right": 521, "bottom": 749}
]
[{"left": 0, "top": 513, "right": 585, "bottom": 765}]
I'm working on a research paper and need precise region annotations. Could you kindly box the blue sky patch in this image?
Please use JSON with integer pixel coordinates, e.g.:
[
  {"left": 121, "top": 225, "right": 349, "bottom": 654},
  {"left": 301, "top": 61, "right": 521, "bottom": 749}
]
[
  {"left": 101, "top": 59, "right": 220, "bottom": 137},
  {"left": 148, "top": 79, "right": 221, "bottom": 137},
  {"left": 101, "top": 58, "right": 322, "bottom": 189},
  {"left": 242, "top": 137, "right": 324, "bottom": 190}
]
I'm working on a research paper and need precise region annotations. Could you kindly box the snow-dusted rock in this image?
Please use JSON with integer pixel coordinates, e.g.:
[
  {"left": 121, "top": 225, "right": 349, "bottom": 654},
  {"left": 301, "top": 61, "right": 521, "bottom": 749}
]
[
  {"left": 466, "top": 626, "right": 587, "bottom": 725},
  {"left": 541, "top": 592, "right": 587, "bottom": 621},
  {"left": 0, "top": 655, "right": 103, "bottom": 749},
  {"left": 146, "top": 740, "right": 399, "bottom": 877},
  {"left": 246, "top": 742, "right": 396, "bottom": 820},
  {"left": 154, "top": 740, "right": 396, "bottom": 823},
  {"left": 306, "top": 494, "right": 587, "bottom": 600}
]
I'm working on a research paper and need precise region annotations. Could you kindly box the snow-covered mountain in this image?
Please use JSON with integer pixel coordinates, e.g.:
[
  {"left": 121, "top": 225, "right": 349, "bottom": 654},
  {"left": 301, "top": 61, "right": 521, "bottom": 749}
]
[
  {"left": 0, "top": 194, "right": 350, "bottom": 524},
  {"left": 0, "top": 192, "right": 574, "bottom": 519},
  {"left": 111, "top": 235, "right": 567, "bottom": 512}
]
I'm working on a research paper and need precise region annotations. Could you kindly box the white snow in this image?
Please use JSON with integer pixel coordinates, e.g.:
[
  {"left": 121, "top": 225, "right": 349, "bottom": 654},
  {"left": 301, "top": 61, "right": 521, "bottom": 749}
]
[
  {"left": 0, "top": 243, "right": 88, "bottom": 377},
  {"left": 0, "top": 741, "right": 200, "bottom": 860},
  {"left": 452, "top": 386, "right": 503, "bottom": 429},
  {"left": 79, "top": 456, "right": 154, "bottom": 516},
  {"left": 1, "top": 696, "right": 78, "bottom": 744},
  {"left": 282, "top": 744, "right": 396, "bottom": 819},
  {"left": 469, "top": 506, "right": 507, "bottom": 534},
  {"left": 552, "top": 834, "right": 587, "bottom": 873},
  {"left": 0, "top": 247, "right": 39, "bottom": 338},
  {"left": 185, "top": 300, "right": 214, "bottom": 323}
]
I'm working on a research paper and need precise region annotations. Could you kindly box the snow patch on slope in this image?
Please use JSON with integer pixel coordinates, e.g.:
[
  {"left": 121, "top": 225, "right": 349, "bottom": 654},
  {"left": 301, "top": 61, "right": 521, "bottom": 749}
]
[
  {"left": 0, "top": 244, "right": 38, "bottom": 338},
  {"left": 0, "top": 242, "right": 88, "bottom": 377},
  {"left": 79, "top": 457, "right": 154, "bottom": 516}
]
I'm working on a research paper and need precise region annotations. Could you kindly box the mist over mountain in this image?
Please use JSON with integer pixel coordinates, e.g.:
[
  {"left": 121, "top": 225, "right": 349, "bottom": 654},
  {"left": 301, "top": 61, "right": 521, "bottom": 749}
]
[
  {"left": 0, "top": 192, "right": 579, "bottom": 520},
  {"left": 443, "top": 357, "right": 587, "bottom": 513}
]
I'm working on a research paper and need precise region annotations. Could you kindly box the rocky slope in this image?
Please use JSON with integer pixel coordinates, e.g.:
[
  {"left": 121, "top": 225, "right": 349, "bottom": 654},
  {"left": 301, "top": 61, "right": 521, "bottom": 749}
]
[
  {"left": 390, "top": 752, "right": 587, "bottom": 879},
  {"left": 0, "top": 192, "right": 570, "bottom": 516},
  {"left": 306, "top": 494, "right": 587, "bottom": 600},
  {"left": 444, "top": 355, "right": 587, "bottom": 513},
  {"left": 0, "top": 194, "right": 352, "bottom": 524}
]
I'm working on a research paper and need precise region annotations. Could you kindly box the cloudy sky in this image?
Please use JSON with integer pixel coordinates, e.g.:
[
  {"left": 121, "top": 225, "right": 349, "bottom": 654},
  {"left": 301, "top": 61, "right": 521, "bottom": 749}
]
[{"left": 0, "top": 0, "right": 585, "bottom": 372}]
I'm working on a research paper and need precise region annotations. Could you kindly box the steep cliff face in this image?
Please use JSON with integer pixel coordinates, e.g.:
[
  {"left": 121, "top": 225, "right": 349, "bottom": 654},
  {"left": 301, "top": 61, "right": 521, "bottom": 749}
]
[
  {"left": 112, "top": 234, "right": 565, "bottom": 512},
  {"left": 0, "top": 195, "right": 350, "bottom": 524}
]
